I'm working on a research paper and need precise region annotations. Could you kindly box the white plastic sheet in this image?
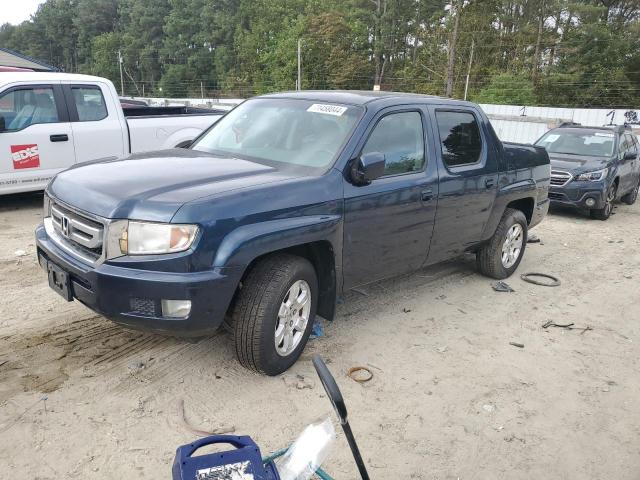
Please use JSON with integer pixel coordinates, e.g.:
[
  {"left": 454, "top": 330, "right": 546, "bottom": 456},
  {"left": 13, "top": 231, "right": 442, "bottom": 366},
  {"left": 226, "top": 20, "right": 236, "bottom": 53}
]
[{"left": 275, "top": 417, "right": 336, "bottom": 480}]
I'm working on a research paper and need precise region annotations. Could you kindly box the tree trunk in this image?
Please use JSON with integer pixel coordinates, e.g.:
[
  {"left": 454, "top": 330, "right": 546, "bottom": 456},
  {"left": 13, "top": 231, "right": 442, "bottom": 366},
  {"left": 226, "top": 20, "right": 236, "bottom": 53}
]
[
  {"left": 445, "top": 1, "right": 460, "bottom": 97},
  {"left": 532, "top": 0, "right": 545, "bottom": 83}
]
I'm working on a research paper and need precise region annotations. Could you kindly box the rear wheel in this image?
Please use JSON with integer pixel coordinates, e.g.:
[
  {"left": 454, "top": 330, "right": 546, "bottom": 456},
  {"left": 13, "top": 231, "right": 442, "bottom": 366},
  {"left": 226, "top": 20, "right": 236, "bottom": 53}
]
[
  {"left": 590, "top": 183, "right": 617, "bottom": 220},
  {"left": 621, "top": 179, "right": 639, "bottom": 205},
  {"left": 232, "top": 253, "right": 317, "bottom": 376},
  {"left": 476, "top": 208, "right": 528, "bottom": 279}
]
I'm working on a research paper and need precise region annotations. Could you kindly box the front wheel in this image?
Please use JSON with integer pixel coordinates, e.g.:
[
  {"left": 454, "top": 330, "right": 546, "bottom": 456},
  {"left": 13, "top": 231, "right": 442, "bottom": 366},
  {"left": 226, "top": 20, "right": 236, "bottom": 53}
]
[
  {"left": 232, "top": 253, "right": 317, "bottom": 376},
  {"left": 590, "top": 183, "right": 617, "bottom": 220},
  {"left": 476, "top": 208, "right": 528, "bottom": 279}
]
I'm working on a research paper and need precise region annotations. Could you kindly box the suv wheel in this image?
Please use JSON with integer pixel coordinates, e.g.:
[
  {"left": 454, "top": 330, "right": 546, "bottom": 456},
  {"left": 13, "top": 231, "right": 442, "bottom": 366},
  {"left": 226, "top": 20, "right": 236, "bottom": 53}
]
[
  {"left": 621, "top": 179, "right": 640, "bottom": 205},
  {"left": 590, "top": 183, "right": 617, "bottom": 220},
  {"left": 476, "top": 208, "right": 528, "bottom": 279},
  {"left": 232, "top": 253, "right": 317, "bottom": 376}
]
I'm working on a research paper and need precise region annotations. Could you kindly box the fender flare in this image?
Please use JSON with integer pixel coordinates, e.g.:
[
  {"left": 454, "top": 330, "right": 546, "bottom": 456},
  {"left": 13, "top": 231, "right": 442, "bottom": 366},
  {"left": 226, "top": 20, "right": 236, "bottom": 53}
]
[
  {"left": 213, "top": 215, "right": 342, "bottom": 268},
  {"left": 482, "top": 180, "right": 537, "bottom": 240},
  {"left": 162, "top": 127, "right": 204, "bottom": 149}
]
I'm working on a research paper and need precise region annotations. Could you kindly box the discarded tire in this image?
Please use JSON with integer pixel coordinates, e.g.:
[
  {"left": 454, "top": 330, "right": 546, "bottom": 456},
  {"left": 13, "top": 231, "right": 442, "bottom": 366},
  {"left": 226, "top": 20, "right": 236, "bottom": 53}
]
[{"left": 520, "top": 272, "right": 561, "bottom": 287}]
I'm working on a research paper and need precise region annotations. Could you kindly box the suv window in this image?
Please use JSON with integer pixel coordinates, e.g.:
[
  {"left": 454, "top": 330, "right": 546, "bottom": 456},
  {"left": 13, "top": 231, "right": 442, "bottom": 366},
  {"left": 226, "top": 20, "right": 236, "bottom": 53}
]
[
  {"left": 436, "top": 110, "right": 482, "bottom": 167},
  {"left": 362, "top": 111, "right": 425, "bottom": 176},
  {"left": 0, "top": 87, "right": 59, "bottom": 131},
  {"left": 625, "top": 134, "right": 637, "bottom": 155},
  {"left": 72, "top": 86, "right": 108, "bottom": 122}
]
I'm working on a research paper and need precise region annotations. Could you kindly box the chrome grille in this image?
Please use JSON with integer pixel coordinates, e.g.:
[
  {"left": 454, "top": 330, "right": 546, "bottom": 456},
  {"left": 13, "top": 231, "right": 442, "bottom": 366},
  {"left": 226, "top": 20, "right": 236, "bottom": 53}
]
[
  {"left": 550, "top": 170, "right": 572, "bottom": 187},
  {"left": 48, "top": 200, "right": 104, "bottom": 262}
]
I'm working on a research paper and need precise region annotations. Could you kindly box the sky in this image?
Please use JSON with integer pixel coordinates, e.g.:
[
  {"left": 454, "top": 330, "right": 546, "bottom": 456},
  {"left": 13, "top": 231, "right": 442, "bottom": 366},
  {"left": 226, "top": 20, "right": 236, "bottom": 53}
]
[{"left": 2, "top": 0, "right": 46, "bottom": 26}]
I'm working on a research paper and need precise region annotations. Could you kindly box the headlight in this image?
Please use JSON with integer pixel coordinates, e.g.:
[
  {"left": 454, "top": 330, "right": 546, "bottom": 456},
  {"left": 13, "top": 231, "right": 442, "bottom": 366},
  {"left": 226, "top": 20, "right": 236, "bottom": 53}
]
[
  {"left": 118, "top": 221, "right": 199, "bottom": 255},
  {"left": 576, "top": 168, "right": 608, "bottom": 182},
  {"left": 43, "top": 194, "right": 51, "bottom": 218}
]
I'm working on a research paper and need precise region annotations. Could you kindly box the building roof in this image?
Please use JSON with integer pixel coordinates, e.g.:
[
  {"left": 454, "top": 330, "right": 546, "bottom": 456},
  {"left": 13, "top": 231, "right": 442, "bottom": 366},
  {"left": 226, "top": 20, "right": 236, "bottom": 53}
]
[{"left": 0, "top": 48, "right": 59, "bottom": 72}]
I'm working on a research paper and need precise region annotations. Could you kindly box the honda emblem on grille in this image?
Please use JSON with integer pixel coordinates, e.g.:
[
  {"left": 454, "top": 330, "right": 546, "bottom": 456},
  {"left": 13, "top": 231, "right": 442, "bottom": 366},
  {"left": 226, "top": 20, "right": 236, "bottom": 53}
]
[{"left": 61, "top": 215, "right": 70, "bottom": 237}]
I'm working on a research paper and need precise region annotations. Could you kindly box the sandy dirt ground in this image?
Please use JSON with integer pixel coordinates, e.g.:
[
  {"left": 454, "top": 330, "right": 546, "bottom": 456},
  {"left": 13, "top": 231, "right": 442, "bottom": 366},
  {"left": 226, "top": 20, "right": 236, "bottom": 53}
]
[{"left": 0, "top": 191, "right": 639, "bottom": 479}]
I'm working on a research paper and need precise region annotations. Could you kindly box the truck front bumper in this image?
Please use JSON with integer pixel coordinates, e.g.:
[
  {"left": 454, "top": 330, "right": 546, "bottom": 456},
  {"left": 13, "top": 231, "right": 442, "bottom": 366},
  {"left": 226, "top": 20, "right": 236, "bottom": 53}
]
[
  {"left": 548, "top": 181, "right": 607, "bottom": 210},
  {"left": 35, "top": 223, "right": 242, "bottom": 336}
]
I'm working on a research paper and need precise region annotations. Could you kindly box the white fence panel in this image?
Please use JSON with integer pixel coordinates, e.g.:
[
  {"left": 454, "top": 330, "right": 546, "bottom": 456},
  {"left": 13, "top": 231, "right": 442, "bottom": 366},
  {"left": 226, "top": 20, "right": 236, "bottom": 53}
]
[
  {"left": 489, "top": 119, "right": 549, "bottom": 144},
  {"left": 125, "top": 96, "right": 639, "bottom": 145},
  {"left": 480, "top": 104, "right": 640, "bottom": 144}
]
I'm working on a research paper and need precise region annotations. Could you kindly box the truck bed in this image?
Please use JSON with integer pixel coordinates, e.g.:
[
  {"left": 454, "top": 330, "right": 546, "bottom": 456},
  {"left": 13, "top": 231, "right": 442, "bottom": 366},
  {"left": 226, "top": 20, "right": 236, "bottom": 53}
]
[{"left": 122, "top": 106, "right": 228, "bottom": 117}]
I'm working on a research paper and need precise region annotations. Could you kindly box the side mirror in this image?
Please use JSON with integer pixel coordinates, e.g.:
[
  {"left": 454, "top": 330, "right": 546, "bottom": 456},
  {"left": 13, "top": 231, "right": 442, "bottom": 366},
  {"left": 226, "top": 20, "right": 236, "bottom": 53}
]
[
  {"left": 350, "top": 152, "right": 385, "bottom": 186},
  {"left": 624, "top": 150, "right": 636, "bottom": 160},
  {"left": 0, "top": 116, "right": 5, "bottom": 132}
]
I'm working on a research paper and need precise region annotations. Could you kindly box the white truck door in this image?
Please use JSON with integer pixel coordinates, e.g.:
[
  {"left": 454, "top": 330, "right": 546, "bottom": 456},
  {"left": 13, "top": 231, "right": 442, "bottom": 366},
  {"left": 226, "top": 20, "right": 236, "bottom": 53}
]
[
  {"left": 62, "top": 82, "right": 127, "bottom": 163},
  {"left": 0, "top": 83, "right": 76, "bottom": 194}
]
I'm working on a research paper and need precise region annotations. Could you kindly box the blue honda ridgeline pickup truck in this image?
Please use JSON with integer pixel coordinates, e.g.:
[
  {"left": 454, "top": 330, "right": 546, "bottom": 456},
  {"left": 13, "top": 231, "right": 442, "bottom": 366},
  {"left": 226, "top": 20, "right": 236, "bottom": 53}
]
[{"left": 36, "top": 91, "right": 550, "bottom": 375}]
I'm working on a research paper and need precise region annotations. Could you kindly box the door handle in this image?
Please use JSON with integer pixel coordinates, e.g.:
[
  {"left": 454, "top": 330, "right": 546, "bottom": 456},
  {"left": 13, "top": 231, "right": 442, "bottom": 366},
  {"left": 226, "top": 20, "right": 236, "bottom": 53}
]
[
  {"left": 421, "top": 189, "right": 434, "bottom": 202},
  {"left": 50, "top": 134, "right": 69, "bottom": 142},
  {"left": 485, "top": 178, "right": 495, "bottom": 188}
]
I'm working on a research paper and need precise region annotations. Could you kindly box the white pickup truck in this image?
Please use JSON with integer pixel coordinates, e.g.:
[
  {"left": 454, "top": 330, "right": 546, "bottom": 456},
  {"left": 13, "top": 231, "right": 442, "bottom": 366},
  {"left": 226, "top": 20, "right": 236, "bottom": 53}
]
[{"left": 0, "top": 73, "right": 225, "bottom": 194}]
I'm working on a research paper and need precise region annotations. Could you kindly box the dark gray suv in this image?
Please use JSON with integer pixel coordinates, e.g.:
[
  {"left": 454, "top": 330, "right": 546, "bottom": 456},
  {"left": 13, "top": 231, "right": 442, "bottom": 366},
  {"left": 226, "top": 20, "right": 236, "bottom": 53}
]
[{"left": 536, "top": 124, "right": 640, "bottom": 220}]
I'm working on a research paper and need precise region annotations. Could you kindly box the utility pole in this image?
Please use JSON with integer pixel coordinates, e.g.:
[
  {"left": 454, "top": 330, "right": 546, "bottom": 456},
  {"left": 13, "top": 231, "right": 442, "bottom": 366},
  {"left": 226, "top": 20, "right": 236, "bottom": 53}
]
[
  {"left": 464, "top": 38, "right": 474, "bottom": 101},
  {"left": 445, "top": 0, "right": 461, "bottom": 97},
  {"left": 118, "top": 50, "right": 124, "bottom": 96},
  {"left": 297, "top": 38, "right": 302, "bottom": 91}
]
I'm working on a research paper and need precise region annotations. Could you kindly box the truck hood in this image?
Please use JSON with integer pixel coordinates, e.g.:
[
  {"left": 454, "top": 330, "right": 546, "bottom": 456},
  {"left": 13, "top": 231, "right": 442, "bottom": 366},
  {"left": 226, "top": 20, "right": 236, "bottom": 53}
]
[
  {"left": 47, "top": 149, "right": 298, "bottom": 221},
  {"left": 549, "top": 153, "right": 611, "bottom": 173}
]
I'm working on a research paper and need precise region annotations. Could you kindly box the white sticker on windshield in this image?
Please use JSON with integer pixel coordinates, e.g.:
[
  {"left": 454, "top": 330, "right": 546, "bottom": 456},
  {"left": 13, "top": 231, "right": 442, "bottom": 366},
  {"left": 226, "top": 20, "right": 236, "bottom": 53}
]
[
  {"left": 307, "top": 104, "right": 347, "bottom": 116},
  {"left": 595, "top": 132, "right": 614, "bottom": 137},
  {"left": 545, "top": 134, "right": 560, "bottom": 142}
]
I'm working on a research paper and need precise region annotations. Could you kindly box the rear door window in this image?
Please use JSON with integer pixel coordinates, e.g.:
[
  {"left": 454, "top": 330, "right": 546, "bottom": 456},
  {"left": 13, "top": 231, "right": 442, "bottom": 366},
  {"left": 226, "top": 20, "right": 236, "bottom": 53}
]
[
  {"left": 0, "top": 87, "right": 60, "bottom": 131},
  {"left": 625, "top": 134, "right": 637, "bottom": 155},
  {"left": 71, "top": 86, "right": 108, "bottom": 122},
  {"left": 361, "top": 111, "right": 425, "bottom": 176},
  {"left": 435, "top": 110, "right": 483, "bottom": 167}
]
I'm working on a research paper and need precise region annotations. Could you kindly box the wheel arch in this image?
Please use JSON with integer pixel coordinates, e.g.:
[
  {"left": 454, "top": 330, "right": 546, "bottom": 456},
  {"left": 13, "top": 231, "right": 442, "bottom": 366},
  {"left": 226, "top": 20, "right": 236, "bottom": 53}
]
[
  {"left": 505, "top": 197, "right": 535, "bottom": 225},
  {"left": 216, "top": 216, "right": 342, "bottom": 322},
  {"left": 239, "top": 241, "right": 337, "bottom": 321}
]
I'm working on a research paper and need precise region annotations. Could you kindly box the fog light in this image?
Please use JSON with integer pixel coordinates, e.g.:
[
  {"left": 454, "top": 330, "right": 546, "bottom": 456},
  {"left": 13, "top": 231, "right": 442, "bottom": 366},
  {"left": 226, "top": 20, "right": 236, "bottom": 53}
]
[
  {"left": 161, "top": 299, "right": 191, "bottom": 319},
  {"left": 585, "top": 197, "right": 596, "bottom": 207}
]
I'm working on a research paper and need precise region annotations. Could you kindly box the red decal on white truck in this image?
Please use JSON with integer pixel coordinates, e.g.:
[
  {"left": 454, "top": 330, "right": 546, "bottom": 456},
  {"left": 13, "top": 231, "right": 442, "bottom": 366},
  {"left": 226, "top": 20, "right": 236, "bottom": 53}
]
[{"left": 11, "top": 144, "right": 40, "bottom": 169}]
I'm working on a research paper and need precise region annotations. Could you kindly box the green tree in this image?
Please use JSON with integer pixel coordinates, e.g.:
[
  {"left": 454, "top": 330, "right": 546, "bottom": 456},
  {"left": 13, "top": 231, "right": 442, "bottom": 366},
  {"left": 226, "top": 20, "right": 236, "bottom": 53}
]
[{"left": 474, "top": 73, "right": 537, "bottom": 105}]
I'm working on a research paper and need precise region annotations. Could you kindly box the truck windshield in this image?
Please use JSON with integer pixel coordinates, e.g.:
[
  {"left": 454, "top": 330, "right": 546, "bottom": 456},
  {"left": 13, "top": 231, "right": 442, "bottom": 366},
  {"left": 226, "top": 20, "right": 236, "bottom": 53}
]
[
  {"left": 192, "top": 98, "right": 363, "bottom": 170},
  {"left": 535, "top": 130, "right": 615, "bottom": 157}
]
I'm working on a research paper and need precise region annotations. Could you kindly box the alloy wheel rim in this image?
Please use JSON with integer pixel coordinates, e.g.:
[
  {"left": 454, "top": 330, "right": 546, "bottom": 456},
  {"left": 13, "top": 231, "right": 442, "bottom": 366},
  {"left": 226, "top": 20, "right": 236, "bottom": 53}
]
[
  {"left": 605, "top": 186, "right": 616, "bottom": 215},
  {"left": 274, "top": 280, "right": 311, "bottom": 357},
  {"left": 501, "top": 224, "right": 524, "bottom": 269}
]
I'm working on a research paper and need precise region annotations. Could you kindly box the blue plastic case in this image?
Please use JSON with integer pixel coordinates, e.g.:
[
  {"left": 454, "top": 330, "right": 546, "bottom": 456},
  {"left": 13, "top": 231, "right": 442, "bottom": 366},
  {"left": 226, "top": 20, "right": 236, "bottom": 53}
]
[{"left": 172, "top": 435, "right": 280, "bottom": 480}]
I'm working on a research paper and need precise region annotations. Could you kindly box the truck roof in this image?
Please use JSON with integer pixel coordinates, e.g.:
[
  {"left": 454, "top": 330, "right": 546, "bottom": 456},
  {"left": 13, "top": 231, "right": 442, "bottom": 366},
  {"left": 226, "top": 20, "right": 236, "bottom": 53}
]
[
  {"left": 260, "top": 90, "right": 477, "bottom": 107},
  {"left": 0, "top": 71, "right": 112, "bottom": 86}
]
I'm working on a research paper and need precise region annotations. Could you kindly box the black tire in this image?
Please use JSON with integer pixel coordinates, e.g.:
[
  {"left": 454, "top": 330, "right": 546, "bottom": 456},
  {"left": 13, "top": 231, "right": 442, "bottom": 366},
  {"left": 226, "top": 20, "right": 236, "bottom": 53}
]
[
  {"left": 621, "top": 178, "right": 640, "bottom": 205},
  {"left": 232, "top": 253, "right": 317, "bottom": 376},
  {"left": 590, "top": 183, "right": 617, "bottom": 220},
  {"left": 476, "top": 208, "right": 528, "bottom": 279}
]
